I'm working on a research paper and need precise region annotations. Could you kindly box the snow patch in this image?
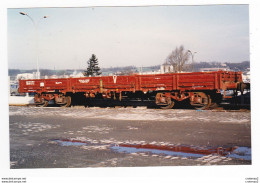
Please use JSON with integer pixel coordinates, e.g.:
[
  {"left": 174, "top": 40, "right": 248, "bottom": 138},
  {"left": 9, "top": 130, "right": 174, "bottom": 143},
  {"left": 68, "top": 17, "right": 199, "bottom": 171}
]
[{"left": 9, "top": 96, "right": 34, "bottom": 105}]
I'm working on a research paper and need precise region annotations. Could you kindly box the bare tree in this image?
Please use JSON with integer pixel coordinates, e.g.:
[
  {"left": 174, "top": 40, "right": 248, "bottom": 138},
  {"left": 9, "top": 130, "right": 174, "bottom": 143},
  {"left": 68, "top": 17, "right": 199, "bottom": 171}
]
[{"left": 166, "top": 45, "right": 190, "bottom": 73}]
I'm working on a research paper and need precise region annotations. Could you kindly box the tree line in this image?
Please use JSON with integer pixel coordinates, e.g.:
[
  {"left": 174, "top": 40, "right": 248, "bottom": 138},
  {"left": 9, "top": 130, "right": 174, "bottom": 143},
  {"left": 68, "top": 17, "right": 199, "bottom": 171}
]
[{"left": 9, "top": 47, "right": 249, "bottom": 77}]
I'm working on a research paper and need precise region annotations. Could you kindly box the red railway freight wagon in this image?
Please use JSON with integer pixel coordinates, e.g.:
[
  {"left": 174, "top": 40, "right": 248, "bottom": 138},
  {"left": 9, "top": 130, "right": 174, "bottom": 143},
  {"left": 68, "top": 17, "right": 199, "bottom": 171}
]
[{"left": 18, "top": 71, "right": 247, "bottom": 109}]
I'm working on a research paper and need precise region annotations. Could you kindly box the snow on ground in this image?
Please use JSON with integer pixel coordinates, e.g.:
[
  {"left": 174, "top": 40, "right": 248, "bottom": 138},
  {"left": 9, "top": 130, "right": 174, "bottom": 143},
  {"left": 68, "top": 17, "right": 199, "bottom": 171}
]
[
  {"left": 9, "top": 95, "right": 34, "bottom": 105},
  {"left": 9, "top": 106, "right": 250, "bottom": 124},
  {"left": 11, "top": 121, "right": 60, "bottom": 135}
]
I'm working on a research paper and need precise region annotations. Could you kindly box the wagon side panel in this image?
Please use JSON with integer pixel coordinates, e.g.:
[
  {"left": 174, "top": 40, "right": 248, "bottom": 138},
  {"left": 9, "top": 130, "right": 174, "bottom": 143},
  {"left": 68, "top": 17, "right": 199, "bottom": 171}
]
[
  {"left": 176, "top": 72, "right": 216, "bottom": 91},
  {"left": 70, "top": 75, "right": 136, "bottom": 93},
  {"left": 138, "top": 74, "right": 173, "bottom": 92}
]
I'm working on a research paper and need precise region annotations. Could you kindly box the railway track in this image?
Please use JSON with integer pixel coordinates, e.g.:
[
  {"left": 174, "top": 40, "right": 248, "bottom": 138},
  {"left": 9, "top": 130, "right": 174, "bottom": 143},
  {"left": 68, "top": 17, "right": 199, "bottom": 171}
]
[{"left": 25, "top": 100, "right": 250, "bottom": 112}]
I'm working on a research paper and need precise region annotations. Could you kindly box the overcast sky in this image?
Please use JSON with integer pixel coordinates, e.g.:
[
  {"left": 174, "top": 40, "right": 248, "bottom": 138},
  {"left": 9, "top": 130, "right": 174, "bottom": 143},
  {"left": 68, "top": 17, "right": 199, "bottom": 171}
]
[{"left": 7, "top": 5, "right": 249, "bottom": 70}]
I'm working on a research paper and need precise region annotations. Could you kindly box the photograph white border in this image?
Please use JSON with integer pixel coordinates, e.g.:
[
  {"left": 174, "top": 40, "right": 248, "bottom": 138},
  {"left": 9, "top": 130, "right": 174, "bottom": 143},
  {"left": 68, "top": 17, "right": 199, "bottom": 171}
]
[{"left": 1, "top": 0, "right": 259, "bottom": 183}]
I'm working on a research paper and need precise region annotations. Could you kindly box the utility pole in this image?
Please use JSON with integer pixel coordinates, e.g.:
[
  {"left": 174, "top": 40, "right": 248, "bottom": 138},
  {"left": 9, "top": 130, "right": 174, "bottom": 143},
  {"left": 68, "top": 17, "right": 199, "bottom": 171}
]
[
  {"left": 19, "top": 12, "right": 48, "bottom": 79},
  {"left": 188, "top": 50, "right": 197, "bottom": 72}
]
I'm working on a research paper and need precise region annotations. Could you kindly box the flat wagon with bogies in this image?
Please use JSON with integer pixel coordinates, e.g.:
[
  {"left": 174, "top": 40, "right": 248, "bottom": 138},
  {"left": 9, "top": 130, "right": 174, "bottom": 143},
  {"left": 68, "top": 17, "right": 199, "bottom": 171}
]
[{"left": 18, "top": 71, "right": 248, "bottom": 109}]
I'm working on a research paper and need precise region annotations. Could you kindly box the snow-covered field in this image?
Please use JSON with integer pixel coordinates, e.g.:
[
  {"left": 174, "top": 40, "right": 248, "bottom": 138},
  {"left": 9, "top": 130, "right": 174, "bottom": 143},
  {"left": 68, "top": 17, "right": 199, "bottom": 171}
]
[
  {"left": 9, "top": 106, "right": 250, "bottom": 124},
  {"left": 9, "top": 105, "right": 251, "bottom": 168}
]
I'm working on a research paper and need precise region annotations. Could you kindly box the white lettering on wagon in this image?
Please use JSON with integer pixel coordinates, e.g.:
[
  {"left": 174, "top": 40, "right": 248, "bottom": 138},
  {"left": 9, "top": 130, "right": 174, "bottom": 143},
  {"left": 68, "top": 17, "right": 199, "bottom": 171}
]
[
  {"left": 78, "top": 79, "right": 90, "bottom": 83},
  {"left": 156, "top": 87, "right": 165, "bottom": 90},
  {"left": 113, "top": 75, "right": 117, "bottom": 84},
  {"left": 26, "top": 81, "right": 35, "bottom": 85},
  {"left": 55, "top": 82, "right": 62, "bottom": 84}
]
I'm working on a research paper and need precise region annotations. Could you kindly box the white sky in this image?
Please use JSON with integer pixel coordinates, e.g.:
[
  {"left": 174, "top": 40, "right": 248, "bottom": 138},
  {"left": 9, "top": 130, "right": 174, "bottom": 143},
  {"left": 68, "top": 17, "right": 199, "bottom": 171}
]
[{"left": 7, "top": 5, "right": 249, "bottom": 70}]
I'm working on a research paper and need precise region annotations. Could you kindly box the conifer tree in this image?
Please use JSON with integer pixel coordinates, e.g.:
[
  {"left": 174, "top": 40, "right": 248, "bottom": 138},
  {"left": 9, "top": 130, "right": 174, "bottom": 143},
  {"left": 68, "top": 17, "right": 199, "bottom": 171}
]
[{"left": 83, "top": 54, "right": 102, "bottom": 76}]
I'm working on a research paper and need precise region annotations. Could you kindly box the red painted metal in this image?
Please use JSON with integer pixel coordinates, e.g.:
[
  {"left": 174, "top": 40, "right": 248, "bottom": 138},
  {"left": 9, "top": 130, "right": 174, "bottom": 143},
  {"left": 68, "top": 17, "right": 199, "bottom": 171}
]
[
  {"left": 118, "top": 143, "right": 237, "bottom": 156},
  {"left": 54, "top": 138, "right": 237, "bottom": 156},
  {"left": 18, "top": 71, "right": 243, "bottom": 106},
  {"left": 19, "top": 71, "right": 242, "bottom": 94}
]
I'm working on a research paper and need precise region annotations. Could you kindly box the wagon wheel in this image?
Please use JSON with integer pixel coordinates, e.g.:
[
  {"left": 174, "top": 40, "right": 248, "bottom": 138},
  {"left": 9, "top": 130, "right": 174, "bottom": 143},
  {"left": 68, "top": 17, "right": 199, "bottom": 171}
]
[
  {"left": 60, "top": 96, "right": 71, "bottom": 107},
  {"left": 159, "top": 100, "right": 175, "bottom": 109},
  {"left": 190, "top": 92, "right": 211, "bottom": 110},
  {"left": 36, "top": 100, "right": 48, "bottom": 107},
  {"left": 155, "top": 93, "right": 175, "bottom": 109}
]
